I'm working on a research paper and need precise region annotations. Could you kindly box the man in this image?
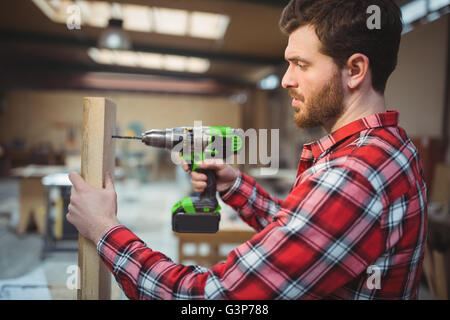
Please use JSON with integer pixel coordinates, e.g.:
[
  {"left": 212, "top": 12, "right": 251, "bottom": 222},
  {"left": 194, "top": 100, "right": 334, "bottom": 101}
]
[{"left": 68, "top": 0, "right": 427, "bottom": 299}]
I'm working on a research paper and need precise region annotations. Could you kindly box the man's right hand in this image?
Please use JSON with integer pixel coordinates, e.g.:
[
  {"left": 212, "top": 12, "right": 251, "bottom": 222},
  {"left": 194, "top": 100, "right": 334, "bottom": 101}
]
[{"left": 181, "top": 159, "right": 239, "bottom": 194}]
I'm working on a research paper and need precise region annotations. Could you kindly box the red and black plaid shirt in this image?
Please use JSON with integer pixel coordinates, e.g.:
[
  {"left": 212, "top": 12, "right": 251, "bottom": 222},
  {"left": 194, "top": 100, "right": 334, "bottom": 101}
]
[{"left": 97, "top": 110, "right": 427, "bottom": 299}]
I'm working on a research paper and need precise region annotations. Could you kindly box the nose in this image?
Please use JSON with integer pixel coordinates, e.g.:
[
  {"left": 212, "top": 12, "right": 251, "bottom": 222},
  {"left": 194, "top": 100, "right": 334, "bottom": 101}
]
[{"left": 281, "top": 65, "right": 297, "bottom": 89}]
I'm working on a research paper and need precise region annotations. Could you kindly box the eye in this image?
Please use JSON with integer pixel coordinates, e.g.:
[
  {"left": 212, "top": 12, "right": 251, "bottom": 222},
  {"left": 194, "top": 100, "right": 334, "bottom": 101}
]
[{"left": 297, "top": 63, "right": 307, "bottom": 69}]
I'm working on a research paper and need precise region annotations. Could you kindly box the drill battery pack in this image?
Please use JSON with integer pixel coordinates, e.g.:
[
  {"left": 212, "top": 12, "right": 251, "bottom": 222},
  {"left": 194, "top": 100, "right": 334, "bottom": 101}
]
[{"left": 172, "top": 212, "right": 220, "bottom": 233}]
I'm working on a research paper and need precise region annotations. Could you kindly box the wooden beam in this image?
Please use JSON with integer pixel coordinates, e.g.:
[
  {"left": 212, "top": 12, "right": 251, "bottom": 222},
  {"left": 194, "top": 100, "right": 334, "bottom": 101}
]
[
  {"left": 432, "top": 250, "right": 448, "bottom": 300},
  {"left": 0, "top": 31, "right": 283, "bottom": 65},
  {"left": 422, "top": 245, "right": 436, "bottom": 297},
  {"left": 0, "top": 69, "right": 250, "bottom": 95},
  {"left": 78, "top": 97, "right": 116, "bottom": 300}
]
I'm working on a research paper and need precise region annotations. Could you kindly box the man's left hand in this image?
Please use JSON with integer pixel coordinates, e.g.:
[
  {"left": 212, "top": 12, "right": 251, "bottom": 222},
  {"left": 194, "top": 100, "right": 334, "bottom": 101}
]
[{"left": 67, "top": 172, "right": 120, "bottom": 244}]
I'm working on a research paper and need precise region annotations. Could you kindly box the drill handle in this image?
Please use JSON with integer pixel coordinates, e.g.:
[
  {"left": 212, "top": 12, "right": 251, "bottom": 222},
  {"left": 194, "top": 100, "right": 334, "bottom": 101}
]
[{"left": 196, "top": 168, "right": 217, "bottom": 200}]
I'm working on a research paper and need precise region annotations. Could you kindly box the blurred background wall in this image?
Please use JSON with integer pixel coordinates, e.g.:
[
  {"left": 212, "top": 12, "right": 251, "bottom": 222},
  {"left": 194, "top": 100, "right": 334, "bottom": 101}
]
[
  {"left": 0, "top": 0, "right": 448, "bottom": 300},
  {"left": 386, "top": 13, "right": 448, "bottom": 138},
  {"left": 0, "top": 90, "right": 242, "bottom": 152}
]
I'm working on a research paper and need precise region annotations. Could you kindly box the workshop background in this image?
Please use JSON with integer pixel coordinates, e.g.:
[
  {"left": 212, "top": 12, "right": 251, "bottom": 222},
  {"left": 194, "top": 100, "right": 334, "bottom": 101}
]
[{"left": 0, "top": 0, "right": 449, "bottom": 300}]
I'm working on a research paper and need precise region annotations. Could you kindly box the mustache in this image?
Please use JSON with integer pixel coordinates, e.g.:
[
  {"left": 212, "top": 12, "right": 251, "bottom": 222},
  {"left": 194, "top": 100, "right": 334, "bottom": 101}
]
[{"left": 288, "top": 89, "right": 304, "bottom": 102}]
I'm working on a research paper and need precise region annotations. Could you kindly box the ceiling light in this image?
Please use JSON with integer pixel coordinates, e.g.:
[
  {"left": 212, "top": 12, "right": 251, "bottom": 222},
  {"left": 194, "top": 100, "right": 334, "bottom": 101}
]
[
  {"left": 122, "top": 4, "right": 152, "bottom": 32},
  {"left": 88, "top": 48, "right": 210, "bottom": 73},
  {"left": 87, "top": 48, "right": 115, "bottom": 64},
  {"left": 33, "top": 1, "right": 231, "bottom": 41},
  {"left": 138, "top": 52, "right": 163, "bottom": 69},
  {"left": 229, "top": 92, "right": 248, "bottom": 105},
  {"left": 258, "top": 74, "right": 279, "bottom": 90},
  {"left": 113, "top": 50, "right": 138, "bottom": 67},
  {"left": 163, "top": 55, "right": 187, "bottom": 72},
  {"left": 186, "top": 57, "right": 211, "bottom": 73},
  {"left": 153, "top": 8, "right": 188, "bottom": 36},
  {"left": 81, "top": 1, "right": 110, "bottom": 28},
  {"left": 33, "top": 0, "right": 111, "bottom": 26},
  {"left": 189, "top": 11, "right": 230, "bottom": 40},
  {"left": 98, "top": 18, "right": 132, "bottom": 50}
]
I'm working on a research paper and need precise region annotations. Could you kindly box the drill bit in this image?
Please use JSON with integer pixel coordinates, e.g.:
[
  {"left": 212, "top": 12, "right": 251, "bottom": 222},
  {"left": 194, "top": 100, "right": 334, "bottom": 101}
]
[{"left": 112, "top": 135, "right": 141, "bottom": 140}]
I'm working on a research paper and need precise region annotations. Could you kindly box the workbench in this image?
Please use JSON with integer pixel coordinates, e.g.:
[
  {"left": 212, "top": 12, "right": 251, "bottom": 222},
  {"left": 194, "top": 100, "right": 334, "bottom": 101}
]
[
  {"left": 11, "top": 165, "right": 68, "bottom": 235},
  {"left": 174, "top": 212, "right": 256, "bottom": 267}
]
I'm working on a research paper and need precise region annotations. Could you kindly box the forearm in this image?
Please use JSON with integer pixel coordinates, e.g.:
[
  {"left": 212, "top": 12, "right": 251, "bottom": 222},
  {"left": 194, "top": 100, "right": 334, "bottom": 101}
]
[
  {"left": 220, "top": 171, "right": 284, "bottom": 232},
  {"left": 97, "top": 225, "right": 210, "bottom": 300}
]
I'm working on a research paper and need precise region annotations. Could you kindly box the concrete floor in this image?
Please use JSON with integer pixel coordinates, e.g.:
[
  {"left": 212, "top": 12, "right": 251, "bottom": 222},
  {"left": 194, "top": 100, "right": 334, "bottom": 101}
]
[
  {"left": 0, "top": 176, "right": 188, "bottom": 299},
  {"left": 0, "top": 176, "right": 435, "bottom": 300}
]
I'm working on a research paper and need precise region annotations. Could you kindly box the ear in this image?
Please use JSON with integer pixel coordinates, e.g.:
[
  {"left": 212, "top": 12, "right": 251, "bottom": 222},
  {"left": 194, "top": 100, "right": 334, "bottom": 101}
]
[{"left": 344, "top": 53, "right": 370, "bottom": 90}]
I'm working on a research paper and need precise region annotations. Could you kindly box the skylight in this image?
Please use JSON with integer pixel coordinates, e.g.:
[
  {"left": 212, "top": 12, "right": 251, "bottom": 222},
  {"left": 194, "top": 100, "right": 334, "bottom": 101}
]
[
  {"left": 401, "top": 0, "right": 428, "bottom": 25},
  {"left": 87, "top": 48, "right": 211, "bottom": 73},
  {"left": 189, "top": 11, "right": 230, "bottom": 39},
  {"left": 32, "top": 0, "right": 230, "bottom": 40},
  {"left": 429, "top": 0, "right": 450, "bottom": 11},
  {"left": 122, "top": 4, "right": 152, "bottom": 32},
  {"left": 401, "top": 0, "right": 449, "bottom": 26},
  {"left": 153, "top": 8, "right": 189, "bottom": 36},
  {"left": 78, "top": 1, "right": 110, "bottom": 28}
]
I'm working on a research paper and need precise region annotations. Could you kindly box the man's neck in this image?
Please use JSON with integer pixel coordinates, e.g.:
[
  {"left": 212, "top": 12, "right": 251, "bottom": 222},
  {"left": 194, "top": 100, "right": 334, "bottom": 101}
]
[{"left": 323, "top": 89, "right": 386, "bottom": 133}]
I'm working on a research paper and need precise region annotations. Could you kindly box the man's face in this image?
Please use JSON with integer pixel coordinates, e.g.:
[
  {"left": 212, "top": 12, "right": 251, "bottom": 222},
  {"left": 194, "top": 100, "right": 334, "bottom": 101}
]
[{"left": 282, "top": 25, "right": 345, "bottom": 129}]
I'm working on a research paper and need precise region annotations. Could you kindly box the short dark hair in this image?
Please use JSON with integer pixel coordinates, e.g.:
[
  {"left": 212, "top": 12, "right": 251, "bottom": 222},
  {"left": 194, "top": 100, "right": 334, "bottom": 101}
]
[{"left": 279, "top": 0, "right": 403, "bottom": 94}]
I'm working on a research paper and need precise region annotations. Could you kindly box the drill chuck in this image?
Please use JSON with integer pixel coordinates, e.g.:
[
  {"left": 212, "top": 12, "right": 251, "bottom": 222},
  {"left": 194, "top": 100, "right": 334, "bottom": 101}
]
[
  {"left": 141, "top": 129, "right": 183, "bottom": 149},
  {"left": 141, "top": 129, "right": 168, "bottom": 148}
]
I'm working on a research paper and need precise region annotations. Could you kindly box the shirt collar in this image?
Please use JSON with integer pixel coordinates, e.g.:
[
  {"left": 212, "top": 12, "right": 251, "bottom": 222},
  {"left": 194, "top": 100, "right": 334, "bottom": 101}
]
[{"left": 304, "top": 110, "right": 399, "bottom": 159}]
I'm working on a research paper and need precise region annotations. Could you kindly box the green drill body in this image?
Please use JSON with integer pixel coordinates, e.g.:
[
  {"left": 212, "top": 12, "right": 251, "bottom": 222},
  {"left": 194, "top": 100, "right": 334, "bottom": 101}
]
[{"left": 114, "top": 126, "right": 243, "bottom": 233}]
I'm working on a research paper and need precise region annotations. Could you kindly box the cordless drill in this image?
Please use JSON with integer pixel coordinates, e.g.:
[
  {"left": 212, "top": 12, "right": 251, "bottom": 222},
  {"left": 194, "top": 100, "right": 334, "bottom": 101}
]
[{"left": 113, "top": 126, "right": 243, "bottom": 233}]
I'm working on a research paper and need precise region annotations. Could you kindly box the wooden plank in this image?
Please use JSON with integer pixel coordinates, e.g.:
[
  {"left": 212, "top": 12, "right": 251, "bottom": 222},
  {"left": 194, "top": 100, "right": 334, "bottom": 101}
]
[
  {"left": 17, "top": 177, "right": 47, "bottom": 235},
  {"left": 78, "top": 97, "right": 116, "bottom": 300},
  {"left": 432, "top": 250, "right": 448, "bottom": 300},
  {"left": 430, "top": 163, "right": 450, "bottom": 209},
  {"left": 422, "top": 245, "right": 436, "bottom": 298}
]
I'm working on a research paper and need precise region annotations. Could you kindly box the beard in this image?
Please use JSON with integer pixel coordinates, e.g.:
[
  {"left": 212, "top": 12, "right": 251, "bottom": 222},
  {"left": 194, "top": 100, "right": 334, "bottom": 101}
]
[{"left": 289, "top": 70, "right": 344, "bottom": 129}]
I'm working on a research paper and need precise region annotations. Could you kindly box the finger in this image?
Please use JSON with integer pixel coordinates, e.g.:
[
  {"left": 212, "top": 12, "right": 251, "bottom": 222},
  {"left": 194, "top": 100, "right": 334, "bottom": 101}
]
[
  {"left": 181, "top": 161, "right": 189, "bottom": 172},
  {"left": 67, "top": 204, "right": 78, "bottom": 218},
  {"left": 193, "top": 186, "right": 204, "bottom": 193},
  {"left": 69, "top": 172, "right": 88, "bottom": 192},
  {"left": 191, "top": 177, "right": 203, "bottom": 187},
  {"left": 203, "top": 158, "right": 225, "bottom": 165},
  {"left": 196, "top": 158, "right": 225, "bottom": 169},
  {"left": 191, "top": 171, "right": 207, "bottom": 181},
  {"left": 193, "top": 181, "right": 207, "bottom": 191},
  {"left": 66, "top": 209, "right": 78, "bottom": 225},
  {"left": 70, "top": 186, "right": 77, "bottom": 197},
  {"left": 69, "top": 187, "right": 78, "bottom": 206},
  {"left": 104, "top": 172, "right": 115, "bottom": 192}
]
